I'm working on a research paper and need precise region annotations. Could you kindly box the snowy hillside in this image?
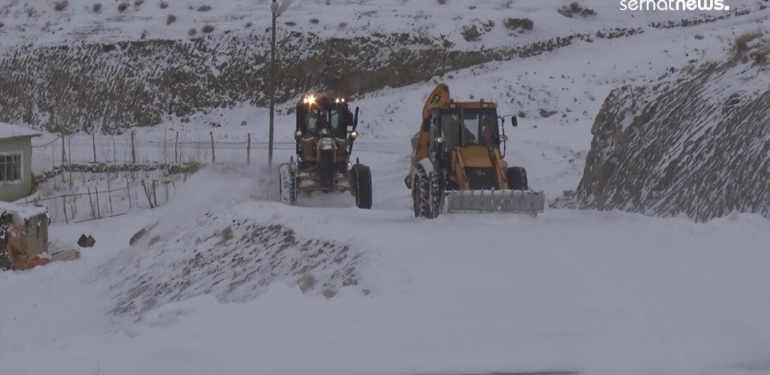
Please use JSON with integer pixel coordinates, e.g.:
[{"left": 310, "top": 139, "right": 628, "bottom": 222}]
[
  {"left": 0, "top": 0, "right": 766, "bottom": 133},
  {"left": 561, "top": 31, "right": 770, "bottom": 221},
  {"left": 0, "top": 0, "right": 760, "bottom": 48}
]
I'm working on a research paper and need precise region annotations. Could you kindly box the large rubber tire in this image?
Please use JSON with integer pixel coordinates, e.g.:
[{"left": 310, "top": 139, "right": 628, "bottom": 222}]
[
  {"left": 350, "top": 164, "right": 372, "bottom": 209},
  {"left": 507, "top": 166, "right": 529, "bottom": 191},
  {"left": 412, "top": 164, "right": 439, "bottom": 219},
  {"left": 279, "top": 163, "right": 297, "bottom": 205}
]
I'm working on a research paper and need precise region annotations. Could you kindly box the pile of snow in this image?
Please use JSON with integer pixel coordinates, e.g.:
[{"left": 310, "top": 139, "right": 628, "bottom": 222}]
[
  {"left": 97, "top": 164, "right": 366, "bottom": 318},
  {"left": 561, "top": 30, "right": 770, "bottom": 221}
]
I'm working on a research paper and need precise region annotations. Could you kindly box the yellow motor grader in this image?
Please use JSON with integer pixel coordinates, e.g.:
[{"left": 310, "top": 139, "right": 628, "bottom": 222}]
[
  {"left": 278, "top": 94, "right": 372, "bottom": 209},
  {"left": 404, "top": 83, "right": 545, "bottom": 218}
]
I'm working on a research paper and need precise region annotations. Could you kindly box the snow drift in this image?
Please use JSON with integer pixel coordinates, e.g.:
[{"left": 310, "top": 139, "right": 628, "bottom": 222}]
[
  {"left": 560, "top": 32, "right": 770, "bottom": 222},
  {"left": 96, "top": 164, "right": 365, "bottom": 318}
]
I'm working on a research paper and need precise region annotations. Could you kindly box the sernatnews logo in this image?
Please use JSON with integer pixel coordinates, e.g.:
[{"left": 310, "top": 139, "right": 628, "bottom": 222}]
[{"left": 620, "top": 0, "right": 730, "bottom": 10}]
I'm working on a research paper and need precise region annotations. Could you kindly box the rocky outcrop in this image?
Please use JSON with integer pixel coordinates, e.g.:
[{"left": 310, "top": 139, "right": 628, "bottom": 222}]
[
  {"left": 557, "top": 35, "right": 770, "bottom": 222},
  {"left": 0, "top": 28, "right": 648, "bottom": 134}
]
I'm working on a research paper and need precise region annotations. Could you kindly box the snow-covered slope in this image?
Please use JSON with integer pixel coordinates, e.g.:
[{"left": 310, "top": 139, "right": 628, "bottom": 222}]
[
  {"left": 0, "top": 0, "right": 760, "bottom": 48},
  {"left": 560, "top": 31, "right": 770, "bottom": 221},
  {"left": 0, "top": 0, "right": 765, "bottom": 133}
]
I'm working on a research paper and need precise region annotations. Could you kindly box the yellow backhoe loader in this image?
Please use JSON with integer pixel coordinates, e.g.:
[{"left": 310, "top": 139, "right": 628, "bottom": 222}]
[
  {"left": 278, "top": 94, "right": 372, "bottom": 209},
  {"left": 404, "top": 83, "right": 545, "bottom": 218}
]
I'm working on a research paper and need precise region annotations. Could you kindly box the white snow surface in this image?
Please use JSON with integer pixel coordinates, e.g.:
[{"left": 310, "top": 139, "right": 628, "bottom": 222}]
[
  {"left": 0, "top": 0, "right": 761, "bottom": 51},
  {"left": 2, "top": 3, "right": 770, "bottom": 375}
]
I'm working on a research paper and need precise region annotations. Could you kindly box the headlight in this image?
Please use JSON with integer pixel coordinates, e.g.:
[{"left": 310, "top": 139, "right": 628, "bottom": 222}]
[
  {"left": 350, "top": 131, "right": 358, "bottom": 138},
  {"left": 436, "top": 136, "right": 444, "bottom": 143},
  {"left": 295, "top": 130, "right": 302, "bottom": 137}
]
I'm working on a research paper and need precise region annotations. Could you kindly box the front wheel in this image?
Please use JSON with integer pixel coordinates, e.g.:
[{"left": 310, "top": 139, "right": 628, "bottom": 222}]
[
  {"left": 506, "top": 166, "right": 529, "bottom": 191},
  {"left": 412, "top": 163, "right": 440, "bottom": 219}
]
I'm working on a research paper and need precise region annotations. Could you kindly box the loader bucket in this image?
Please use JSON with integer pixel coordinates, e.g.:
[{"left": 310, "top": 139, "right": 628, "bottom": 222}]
[{"left": 442, "top": 189, "right": 545, "bottom": 215}]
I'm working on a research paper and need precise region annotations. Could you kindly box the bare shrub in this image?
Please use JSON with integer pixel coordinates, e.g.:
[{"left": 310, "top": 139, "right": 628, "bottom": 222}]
[
  {"left": 92, "top": 3, "right": 102, "bottom": 12},
  {"left": 437, "top": 0, "right": 447, "bottom": 4},
  {"left": 310, "top": 18, "right": 319, "bottom": 24},
  {"left": 338, "top": 21, "right": 347, "bottom": 30},
  {"left": 201, "top": 24, "right": 214, "bottom": 33},
  {"left": 188, "top": 27, "right": 196, "bottom": 36},
  {"left": 504, "top": 17, "right": 533, "bottom": 32},
  {"left": 54, "top": 1, "right": 68, "bottom": 11},
  {"left": 134, "top": 0, "right": 143, "bottom": 6},
  {"left": 733, "top": 30, "right": 763, "bottom": 56},
  {"left": 140, "top": 29, "right": 147, "bottom": 39},
  {"left": 166, "top": 14, "right": 176, "bottom": 25},
  {"left": 245, "top": 21, "right": 252, "bottom": 27},
  {"left": 298, "top": 274, "right": 317, "bottom": 293},
  {"left": 118, "top": 2, "right": 129, "bottom": 12},
  {"left": 197, "top": 5, "right": 211, "bottom": 11},
  {"left": 462, "top": 24, "right": 481, "bottom": 41},
  {"left": 0, "top": 22, "right": 4, "bottom": 29},
  {"left": 159, "top": 1, "right": 168, "bottom": 8},
  {"left": 558, "top": 2, "right": 596, "bottom": 18}
]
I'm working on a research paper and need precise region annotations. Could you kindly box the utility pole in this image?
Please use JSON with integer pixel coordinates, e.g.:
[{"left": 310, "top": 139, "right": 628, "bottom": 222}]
[{"left": 268, "top": 0, "right": 278, "bottom": 168}]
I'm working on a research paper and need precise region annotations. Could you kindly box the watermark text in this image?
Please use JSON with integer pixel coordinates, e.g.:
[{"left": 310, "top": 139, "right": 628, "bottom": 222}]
[{"left": 620, "top": 0, "right": 730, "bottom": 11}]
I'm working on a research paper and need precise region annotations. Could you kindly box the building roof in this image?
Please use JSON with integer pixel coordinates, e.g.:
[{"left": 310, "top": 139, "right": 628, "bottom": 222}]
[{"left": 0, "top": 122, "right": 42, "bottom": 139}]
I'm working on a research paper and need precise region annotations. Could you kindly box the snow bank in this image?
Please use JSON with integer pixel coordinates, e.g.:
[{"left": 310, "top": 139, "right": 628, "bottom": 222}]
[
  {"left": 561, "top": 32, "right": 770, "bottom": 221},
  {"left": 98, "top": 164, "right": 364, "bottom": 318}
]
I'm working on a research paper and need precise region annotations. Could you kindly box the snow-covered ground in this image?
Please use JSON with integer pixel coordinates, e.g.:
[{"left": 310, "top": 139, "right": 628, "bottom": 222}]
[
  {"left": 0, "top": 0, "right": 761, "bottom": 50},
  {"left": 2, "top": 2, "right": 770, "bottom": 375},
  {"left": 2, "top": 168, "right": 770, "bottom": 375}
]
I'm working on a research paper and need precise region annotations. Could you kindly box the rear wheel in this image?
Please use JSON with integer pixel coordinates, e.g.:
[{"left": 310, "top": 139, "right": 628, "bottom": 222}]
[
  {"left": 350, "top": 164, "right": 372, "bottom": 209},
  {"left": 507, "top": 166, "right": 529, "bottom": 191},
  {"left": 279, "top": 163, "right": 297, "bottom": 205}
]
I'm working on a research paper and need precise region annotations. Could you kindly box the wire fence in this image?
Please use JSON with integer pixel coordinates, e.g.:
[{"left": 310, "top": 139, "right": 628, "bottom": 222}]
[
  {"left": 20, "top": 165, "right": 195, "bottom": 224},
  {"left": 20, "top": 130, "right": 397, "bottom": 224},
  {"left": 16, "top": 131, "right": 268, "bottom": 224},
  {"left": 31, "top": 130, "right": 282, "bottom": 168}
]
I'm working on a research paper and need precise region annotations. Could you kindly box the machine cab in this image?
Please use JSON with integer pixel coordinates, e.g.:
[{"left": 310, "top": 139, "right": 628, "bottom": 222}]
[
  {"left": 429, "top": 102, "right": 503, "bottom": 158},
  {"left": 295, "top": 95, "right": 354, "bottom": 140}
]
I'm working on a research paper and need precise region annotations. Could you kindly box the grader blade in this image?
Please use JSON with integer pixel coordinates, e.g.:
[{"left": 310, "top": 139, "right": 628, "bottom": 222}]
[{"left": 442, "top": 189, "right": 545, "bottom": 215}]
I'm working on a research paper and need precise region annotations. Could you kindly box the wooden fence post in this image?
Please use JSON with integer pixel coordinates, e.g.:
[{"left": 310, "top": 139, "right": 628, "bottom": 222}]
[
  {"left": 62, "top": 195, "right": 68, "bottom": 224},
  {"left": 92, "top": 133, "right": 97, "bottom": 163},
  {"left": 95, "top": 185, "right": 101, "bottom": 219},
  {"left": 152, "top": 180, "right": 158, "bottom": 207},
  {"left": 127, "top": 181, "right": 133, "bottom": 209},
  {"left": 131, "top": 130, "right": 136, "bottom": 164},
  {"left": 175, "top": 131, "right": 179, "bottom": 164},
  {"left": 247, "top": 133, "right": 251, "bottom": 165},
  {"left": 107, "top": 176, "right": 114, "bottom": 214},
  {"left": 87, "top": 186, "right": 96, "bottom": 219},
  {"left": 210, "top": 131, "right": 215, "bottom": 163}
]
